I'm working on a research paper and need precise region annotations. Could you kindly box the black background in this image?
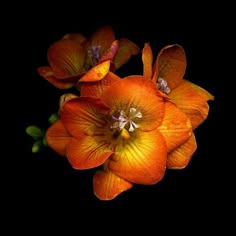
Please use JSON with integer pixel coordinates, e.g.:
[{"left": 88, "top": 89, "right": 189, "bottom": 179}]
[{"left": 5, "top": 2, "right": 231, "bottom": 233}]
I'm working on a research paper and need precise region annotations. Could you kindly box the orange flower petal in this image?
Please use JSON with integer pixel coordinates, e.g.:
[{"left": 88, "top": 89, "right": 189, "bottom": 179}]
[
  {"left": 48, "top": 39, "right": 86, "bottom": 77},
  {"left": 169, "top": 80, "right": 213, "bottom": 129},
  {"left": 167, "top": 133, "right": 197, "bottom": 169},
  {"left": 101, "top": 76, "right": 165, "bottom": 131},
  {"left": 188, "top": 81, "right": 215, "bottom": 101},
  {"left": 158, "top": 101, "right": 192, "bottom": 152},
  {"left": 142, "top": 43, "right": 153, "bottom": 79},
  {"left": 79, "top": 71, "right": 121, "bottom": 97},
  {"left": 93, "top": 168, "right": 133, "bottom": 200},
  {"left": 113, "top": 38, "right": 141, "bottom": 70},
  {"left": 38, "top": 66, "right": 81, "bottom": 89},
  {"left": 79, "top": 60, "right": 110, "bottom": 82},
  {"left": 59, "top": 93, "right": 79, "bottom": 109},
  {"left": 153, "top": 44, "right": 186, "bottom": 89},
  {"left": 109, "top": 129, "right": 167, "bottom": 185},
  {"left": 61, "top": 97, "right": 110, "bottom": 137},
  {"left": 66, "top": 137, "right": 113, "bottom": 170},
  {"left": 46, "top": 120, "right": 72, "bottom": 156}
]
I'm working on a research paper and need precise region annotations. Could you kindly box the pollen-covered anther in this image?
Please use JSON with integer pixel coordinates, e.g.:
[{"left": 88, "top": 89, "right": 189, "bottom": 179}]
[
  {"left": 88, "top": 45, "right": 101, "bottom": 66},
  {"left": 157, "top": 77, "right": 171, "bottom": 94},
  {"left": 111, "top": 108, "right": 142, "bottom": 132}
]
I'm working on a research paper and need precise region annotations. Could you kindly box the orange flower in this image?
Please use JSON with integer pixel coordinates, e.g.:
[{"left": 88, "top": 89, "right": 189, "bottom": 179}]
[
  {"left": 38, "top": 25, "right": 140, "bottom": 89},
  {"left": 46, "top": 76, "right": 192, "bottom": 200},
  {"left": 142, "top": 43, "right": 214, "bottom": 169}
]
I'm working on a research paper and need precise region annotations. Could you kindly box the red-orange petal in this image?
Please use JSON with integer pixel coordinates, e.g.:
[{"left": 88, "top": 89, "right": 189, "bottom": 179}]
[
  {"left": 66, "top": 137, "right": 113, "bottom": 170},
  {"left": 142, "top": 43, "right": 153, "bottom": 80},
  {"left": 93, "top": 168, "right": 133, "bottom": 200},
  {"left": 38, "top": 66, "right": 81, "bottom": 89},
  {"left": 48, "top": 39, "right": 86, "bottom": 77},
  {"left": 101, "top": 76, "right": 165, "bottom": 131},
  {"left": 169, "top": 80, "right": 213, "bottom": 130},
  {"left": 109, "top": 129, "right": 167, "bottom": 185},
  {"left": 61, "top": 97, "right": 110, "bottom": 137},
  {"left": 158, "top": 101, "right": 192, "bottom": 152},
  {"left": 79, "top": 71, "right": 121, "bottom": 97},
  {"left": 153, "top": 44, "right": 186, "bottom": 89},
  {"left": 167, "top": 133, "right": 197, "bottom": 169},
  {"left": 113, "top": 38, "right": 141, "bottom": 70},
  {"left": 46, "top": 120, "right": 72, "bottom": 156},
  {"left": 79, "top": 60, "right": 110, "bottom": 82}
]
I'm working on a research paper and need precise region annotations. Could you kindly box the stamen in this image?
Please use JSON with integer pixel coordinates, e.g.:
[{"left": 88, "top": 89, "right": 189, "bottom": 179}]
[
  {"left": 111, "top": 108, "right": 142, "bottom": 132},
  {"left": 157, "top": 77, "right": 171, "bottom": 94},
  {"left": 88, "top": 45, "right": 101, "bottom": 66}
]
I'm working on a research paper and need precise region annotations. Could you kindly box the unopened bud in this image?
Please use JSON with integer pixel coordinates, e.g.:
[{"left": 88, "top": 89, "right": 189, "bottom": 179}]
[{"left": 26, "top": 126, "right": 44, "bottom": 139}]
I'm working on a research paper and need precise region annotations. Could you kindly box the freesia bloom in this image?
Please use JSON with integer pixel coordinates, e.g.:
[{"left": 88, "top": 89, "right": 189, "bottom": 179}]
[
  {"left": 38, "top": 25, "right": 140, "bottom": 89},
  {"left": 26, "top": 25, "right": 214, "bottom": 201},
  {"left": 46, "top": 74, "right": 192, "bottom": 200},
  {"left": 142, "top": 43, "right": 214, "bottom": 169}
]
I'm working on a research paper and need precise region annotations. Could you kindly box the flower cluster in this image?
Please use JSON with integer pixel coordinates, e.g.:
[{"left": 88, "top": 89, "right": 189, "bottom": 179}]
[{"left": 26, "top": 25, "right": 214, "bottom": 200}]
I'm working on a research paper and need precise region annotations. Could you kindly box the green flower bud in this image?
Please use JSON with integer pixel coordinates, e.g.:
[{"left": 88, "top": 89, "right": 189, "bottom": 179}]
[
  {"left": 32, "top": 140, "right": 44, "bottom": 153},
  {"left": 26, "top": 125, "right": 44, "bottom": 140},
  {"left": 48, "top": 113, "right": 59, "bottom": 124}
]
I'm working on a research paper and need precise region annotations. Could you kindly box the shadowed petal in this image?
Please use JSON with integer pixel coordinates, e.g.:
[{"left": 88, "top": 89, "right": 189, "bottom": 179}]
[
  {"left": 142, "top": 43, "right": 153, "bottom": 79},
  {"left": 113, "top": 38, "right": 141, "bottom": 70},
  {"left": 93, "top": 168, "right": 133, "bottom": 200},
  {"left": 63, "top": 33, "right": 87, "bottom": 44},
  {"left": 169, "top": 80, "right": 213, "bottom": 129},
  {"left": 101, "top": 76, "right": 165, "bottom": 131},
  {"left": 153, "top": 44, "right": 186, "bottom": 89},
  {"left": 38, "top": 66, "right": 82, "bottom": 89},
  {"left": 66, "top": 137, "right": 113, "bottom": 169},
  {"left": 87, "top": 25, "right": 115, "bottom": 56},
  {"left": 48, "top": 39, "right": 86, "bottom": 77},
  {"left": 79, "top": 60, "right": 110, "bottom": 82},
  {"left": 61, "top": 97, "right": 110, "bottom": 137},
  {"left": 109, "top": 129, "right": 167, "bottom": 184},
  {"left": 79, "top": 71, "right": 121, "bottom": 97},
  {"left": 158, "top": 101, "right": 192, "bottom": 152},
  {"left": 167, "top": 133, "right": 197, "bottom": 169},
  {"left": 46, "top": 120, "right": 72, "bottom": 156}
]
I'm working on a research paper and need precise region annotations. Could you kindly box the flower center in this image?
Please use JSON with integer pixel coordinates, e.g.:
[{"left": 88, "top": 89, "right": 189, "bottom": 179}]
[
  {"left": 157, "top": 77, "right": 171, "bottom": 94},
  {"left": 88, "top": 45, "right": 101, "bottom": 66},
  {"left": 111, "top": 108, "right": 142, "bottom": 132}
]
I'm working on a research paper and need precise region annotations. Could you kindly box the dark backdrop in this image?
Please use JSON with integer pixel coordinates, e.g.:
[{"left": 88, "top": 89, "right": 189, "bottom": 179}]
[{"left": 5, "top": 2, "right": 230, "bottom": 233}]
